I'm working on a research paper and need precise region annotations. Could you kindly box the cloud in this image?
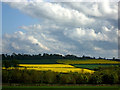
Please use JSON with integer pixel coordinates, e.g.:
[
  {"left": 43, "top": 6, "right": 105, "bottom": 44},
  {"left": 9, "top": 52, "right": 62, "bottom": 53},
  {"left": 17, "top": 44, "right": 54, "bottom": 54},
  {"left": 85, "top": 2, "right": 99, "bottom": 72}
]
[
  {"left": 2, "top": 2, "right": 118, "bottom": 58},
  {"left": 2, "top": 0, "right": 44, "bottom": 2},
  {"left": 61, "top": 2, "right": 118, "bottom": 20},
  {"left": 64, "top": 26, "right": 118, "bottom": 43},
  {"left": 8, "top": 2, "right": 95, "bottom": 27},
  {"left": 2, "top": 28, "right": 76, "bottom": 55},
  {"left": 27, "top": 36, "right": 50, "bottom": 50}
]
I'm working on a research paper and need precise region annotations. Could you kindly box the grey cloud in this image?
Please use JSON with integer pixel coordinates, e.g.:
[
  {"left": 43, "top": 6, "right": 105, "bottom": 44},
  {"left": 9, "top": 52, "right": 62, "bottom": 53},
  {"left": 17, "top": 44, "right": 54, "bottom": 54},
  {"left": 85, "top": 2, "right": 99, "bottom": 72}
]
[{"left": 2, "top": 2, "right": 118, "bottom": 58}]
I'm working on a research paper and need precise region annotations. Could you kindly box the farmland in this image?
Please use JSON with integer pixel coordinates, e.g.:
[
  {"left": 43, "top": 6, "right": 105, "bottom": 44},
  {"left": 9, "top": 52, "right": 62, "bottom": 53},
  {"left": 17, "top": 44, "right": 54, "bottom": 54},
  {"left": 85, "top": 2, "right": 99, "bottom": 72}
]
[
  {"left": 18, "top": 59, "right": 57, "bottom": 64},
  {"left": 19, "top": 64, "right": 75, "bottom": 68},
  {"left": 2, "top": 57, "right": 120, "bottom": 86},
  {"left": 73, "top": 64, "right": 120, "bottom": 70},
  {"left": 3, "top": 64, "right": 94, "bottom": 74},
  {"left": 2, "top": 59, "right": 120, "bottom": 73},
  {"left": 57, "top": 59, "right": 120, "bottom": 64}
]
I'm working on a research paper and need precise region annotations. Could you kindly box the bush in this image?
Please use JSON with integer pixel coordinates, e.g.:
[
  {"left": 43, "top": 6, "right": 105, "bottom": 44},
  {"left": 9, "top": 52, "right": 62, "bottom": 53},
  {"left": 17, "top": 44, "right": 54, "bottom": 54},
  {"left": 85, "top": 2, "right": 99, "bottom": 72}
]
[
  {"left": 2, "top": 66, "right": 120, "bottom": 84},
  {"left": 59, "top": 74, "right": 76, "bottom": 84}
]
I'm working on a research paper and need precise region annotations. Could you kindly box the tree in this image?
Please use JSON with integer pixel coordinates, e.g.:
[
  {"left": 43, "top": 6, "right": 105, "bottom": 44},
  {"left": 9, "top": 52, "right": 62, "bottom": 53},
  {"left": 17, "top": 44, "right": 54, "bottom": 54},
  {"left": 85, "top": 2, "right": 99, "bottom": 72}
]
[
  {"left": 21, "top": 71, "right": 32, "bottom": 83},
  {"left": 11, "top": 60, "right": 19, "bottom": 67},
  {"left": 59, "top": 74, "right": 76, "bottom": 84},
  {"left": 3, "top": 60, "right": 11, "bottom": 69},
  {"left": 89, "top": 74, "right": 102, "bottom": 84},
  {"left": 113, "top": 57, "right": 115, "bottom": 60},
  {"left": 43, "top": 71, "right": 57, "bottom": 84},
  {"left": 30, "top": 71, "right": 41, "bottom": 83},
  {"left": 74, "top": 73, "right": 89, "bottom": 84}
]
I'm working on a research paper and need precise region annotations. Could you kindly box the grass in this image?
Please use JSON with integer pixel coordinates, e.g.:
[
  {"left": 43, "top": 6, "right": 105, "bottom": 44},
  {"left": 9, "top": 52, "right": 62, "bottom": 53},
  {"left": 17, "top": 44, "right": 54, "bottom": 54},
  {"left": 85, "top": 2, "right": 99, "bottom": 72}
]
[
  {"left": 73, "top": 64, "right": 120, "bottom": 70},
  {"left": 2, "top": 84, "right": 120, "bottom": 88},
  {"left": 2, "top": 85, "right": 120, "bottom": 90},
  {"left": 18, "top": 59, "right": 57, "bottom": 64},
  {"left": 57, "top": 59, "right": 120, "bottom": 64}
]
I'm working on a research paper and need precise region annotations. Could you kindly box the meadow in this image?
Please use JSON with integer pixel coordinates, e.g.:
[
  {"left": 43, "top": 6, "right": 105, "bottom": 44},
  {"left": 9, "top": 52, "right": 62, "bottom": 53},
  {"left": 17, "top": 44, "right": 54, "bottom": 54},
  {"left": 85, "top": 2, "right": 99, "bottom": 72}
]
[
  {"left": 57, "top": 59, "right": 120, "bottom": 64},
  {"left": 73, "top": 64, "right": 120, "bottom": 70}
]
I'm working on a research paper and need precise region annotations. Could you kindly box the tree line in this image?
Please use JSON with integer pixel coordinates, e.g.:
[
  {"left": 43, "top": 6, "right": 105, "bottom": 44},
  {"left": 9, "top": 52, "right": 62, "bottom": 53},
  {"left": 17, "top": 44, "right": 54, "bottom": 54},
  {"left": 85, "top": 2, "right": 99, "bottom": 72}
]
[
  {"left": 2, "top": 66, "right": 120, "bottom": 84},
  {"left": 2, "top": 53, "right": 118, "bottom": 60}
]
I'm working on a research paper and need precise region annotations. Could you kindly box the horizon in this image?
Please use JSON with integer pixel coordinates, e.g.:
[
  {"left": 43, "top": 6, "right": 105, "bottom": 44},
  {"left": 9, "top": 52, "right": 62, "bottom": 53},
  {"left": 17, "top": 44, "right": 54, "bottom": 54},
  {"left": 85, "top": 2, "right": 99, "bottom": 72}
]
[{"left": 1, "top": 53, "right": 118, "bottom": 59}]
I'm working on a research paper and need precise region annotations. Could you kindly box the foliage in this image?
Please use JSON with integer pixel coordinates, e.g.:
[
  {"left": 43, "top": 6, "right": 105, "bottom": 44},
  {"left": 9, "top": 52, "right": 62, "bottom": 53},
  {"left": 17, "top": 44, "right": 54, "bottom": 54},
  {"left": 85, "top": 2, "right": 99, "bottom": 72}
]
[
  {"left": 2, "top": 66, "right": 120, "bottom": 84},
  {"left": 2, "top": 60, "right": 19, "bottom": 69},
  {"left": 3, "top": 60, "right": 11, "bottom": 69},
  {"left": 3, "top": 53, "right": 119, "bottom": 61}
]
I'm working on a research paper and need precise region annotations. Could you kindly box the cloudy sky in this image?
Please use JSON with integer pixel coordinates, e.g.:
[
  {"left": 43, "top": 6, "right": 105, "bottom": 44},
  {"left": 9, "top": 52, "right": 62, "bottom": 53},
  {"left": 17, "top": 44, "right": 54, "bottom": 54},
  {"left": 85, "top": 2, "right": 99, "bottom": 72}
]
[{"left": 2, "top": 0, "right": 118, "bottom": 58}]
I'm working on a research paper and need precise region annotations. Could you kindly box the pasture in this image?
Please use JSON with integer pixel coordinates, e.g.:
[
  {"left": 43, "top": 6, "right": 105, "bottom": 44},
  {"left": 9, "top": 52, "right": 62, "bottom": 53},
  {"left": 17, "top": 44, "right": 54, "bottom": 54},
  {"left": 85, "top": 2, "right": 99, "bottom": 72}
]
[
  {"left": 73, "top": 64, "right": 120, "bottom": 70},
  {"left": 57, "top": 59, "right": 120, "bottom": 64}
]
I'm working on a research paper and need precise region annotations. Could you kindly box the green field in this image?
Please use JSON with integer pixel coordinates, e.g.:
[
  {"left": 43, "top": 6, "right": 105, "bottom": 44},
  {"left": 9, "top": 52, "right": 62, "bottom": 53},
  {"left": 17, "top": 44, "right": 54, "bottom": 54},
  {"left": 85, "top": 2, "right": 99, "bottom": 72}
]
[
  {"left": 15, "top": 59, "right": 120, "bottom": 71},
  {"left": 18, "top": 59, "right": 120, "bottom": 64},
  {"left": 18, "top": 59, "right": 57, "bottom": 64},
  {"left": 2, "top": 85, "right": 120, "bottom": 90},
  {"left": 73, "top": 64, "right": 120, "bottom": 70},
  {"left": 57, "top": 59, "right": 120, "bottom": 64}
]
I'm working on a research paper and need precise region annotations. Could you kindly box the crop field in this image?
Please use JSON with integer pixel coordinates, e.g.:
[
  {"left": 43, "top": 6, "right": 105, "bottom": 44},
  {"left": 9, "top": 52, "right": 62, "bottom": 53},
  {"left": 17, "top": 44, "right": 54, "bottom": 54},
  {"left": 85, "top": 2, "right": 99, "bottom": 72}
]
[
  {"left": 2, "top": 64, "right": 94, "bottom": 74},
  {"left": 19, "top": 64, "right": 75, "bottom": 68},
  {"left": 73, "top": 64, "right": 120, "bottom": 70},
  {"left": 18, "top": 59, "right": 57, "bottom": 64},
  {"left": 57, "top": 59, "right": 120, "bottom": 64}
]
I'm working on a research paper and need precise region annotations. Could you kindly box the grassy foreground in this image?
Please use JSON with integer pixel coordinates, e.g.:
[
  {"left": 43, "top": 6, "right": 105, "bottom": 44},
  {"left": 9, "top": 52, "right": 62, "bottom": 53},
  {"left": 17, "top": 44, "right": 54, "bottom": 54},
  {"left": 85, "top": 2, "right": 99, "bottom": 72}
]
[{"left": 2, "top": 85, "right": 120, "bottom": 90}]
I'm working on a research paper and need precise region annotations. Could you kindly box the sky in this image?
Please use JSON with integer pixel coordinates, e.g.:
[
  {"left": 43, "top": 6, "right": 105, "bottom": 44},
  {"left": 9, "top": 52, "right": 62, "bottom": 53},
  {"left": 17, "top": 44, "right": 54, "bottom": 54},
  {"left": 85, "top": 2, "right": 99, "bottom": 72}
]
[{"left": 2, "top": 0, "right": 118, "bottom": 58}]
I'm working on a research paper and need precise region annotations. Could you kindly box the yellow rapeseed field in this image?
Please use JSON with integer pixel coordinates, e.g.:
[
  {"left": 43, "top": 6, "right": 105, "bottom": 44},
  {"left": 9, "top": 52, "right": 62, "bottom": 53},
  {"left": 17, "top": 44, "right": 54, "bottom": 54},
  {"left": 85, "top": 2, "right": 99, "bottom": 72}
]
[
  {"left": 19, "top": 64, "right": 75, "bottom": 68},
  {"left": 3, "top": 64, "right": 94, "bottom": 74}
]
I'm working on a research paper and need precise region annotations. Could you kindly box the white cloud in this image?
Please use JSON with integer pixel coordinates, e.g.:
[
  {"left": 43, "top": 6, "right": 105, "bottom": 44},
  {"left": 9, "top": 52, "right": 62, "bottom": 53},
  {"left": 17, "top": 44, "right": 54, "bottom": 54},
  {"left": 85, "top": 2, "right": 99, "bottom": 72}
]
[
  {"left": 2, "top": 0, "right": 44, "bottom": 2},
  {"left": 64, "top": 26, "right": 118, "bottom": 43},
  {"left": 2, "top": 2, "right": 118, "bottom": 58},
  {"left": 61, "top": 2, "right": 118, "bottom": 20},
  {"left": 27, "top": 36, "right": 50, "bottom": 50},
  {"left": 8, "top": 2, "right": 95, "bottom": 27}
]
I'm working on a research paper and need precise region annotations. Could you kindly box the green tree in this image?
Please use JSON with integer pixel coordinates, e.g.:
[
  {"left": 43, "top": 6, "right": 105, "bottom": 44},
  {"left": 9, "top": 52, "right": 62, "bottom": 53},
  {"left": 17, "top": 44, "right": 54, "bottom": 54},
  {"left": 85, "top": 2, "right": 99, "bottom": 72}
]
[
  {"left": 30, "top": 70, "right": 41, "bottom": 83},
  {"left": 59, "top": 74, "right": 76, "bottom": 84},
  {"left": 89, "top": 74, "right": 102, "bottom": 84},
  {"left": 11, "top": 60, "right": 19, "bottom": 67},
  {"left": 21, "top": 71, "right": 32, "bottom": 83},
  {"left": 3, "top": 60, "right": 11, "bottom": 69},
  {"left": 43, "top": 71, "right": 57, "bottom": 84},
  {"left": 10, "top": 70, "right": 22, "bottom": 83},
  {"left": 74, "top": 73, "right": 89, "bottom": 84}
]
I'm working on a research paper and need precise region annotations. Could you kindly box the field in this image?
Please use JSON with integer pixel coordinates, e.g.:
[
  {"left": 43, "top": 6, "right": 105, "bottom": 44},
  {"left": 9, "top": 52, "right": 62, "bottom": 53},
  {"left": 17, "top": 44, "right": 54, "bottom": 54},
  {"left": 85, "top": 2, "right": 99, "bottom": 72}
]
[
  {"left": 2, "top": 59, "right": 120, "bottom": 88},
  {"left": 19, "top": 64, "right": 74, "bottom": 68},
  {"left": 73, "top": 64, "right": 120, "bottom": 70},
  {"left": 18, "top": 59, "right": 57, "bottom": 64},
  {"left": 3, "top": 59, "right": 120, "bottom": 73},
  {"left": 57, "top": 59, "right": 120, "bottom": 64},
  {"left": 2, "top": 85, "right": 120, "bottom": 90},
  {"left": 3, "top": 64, "right": 94, "bottom": 73}
]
